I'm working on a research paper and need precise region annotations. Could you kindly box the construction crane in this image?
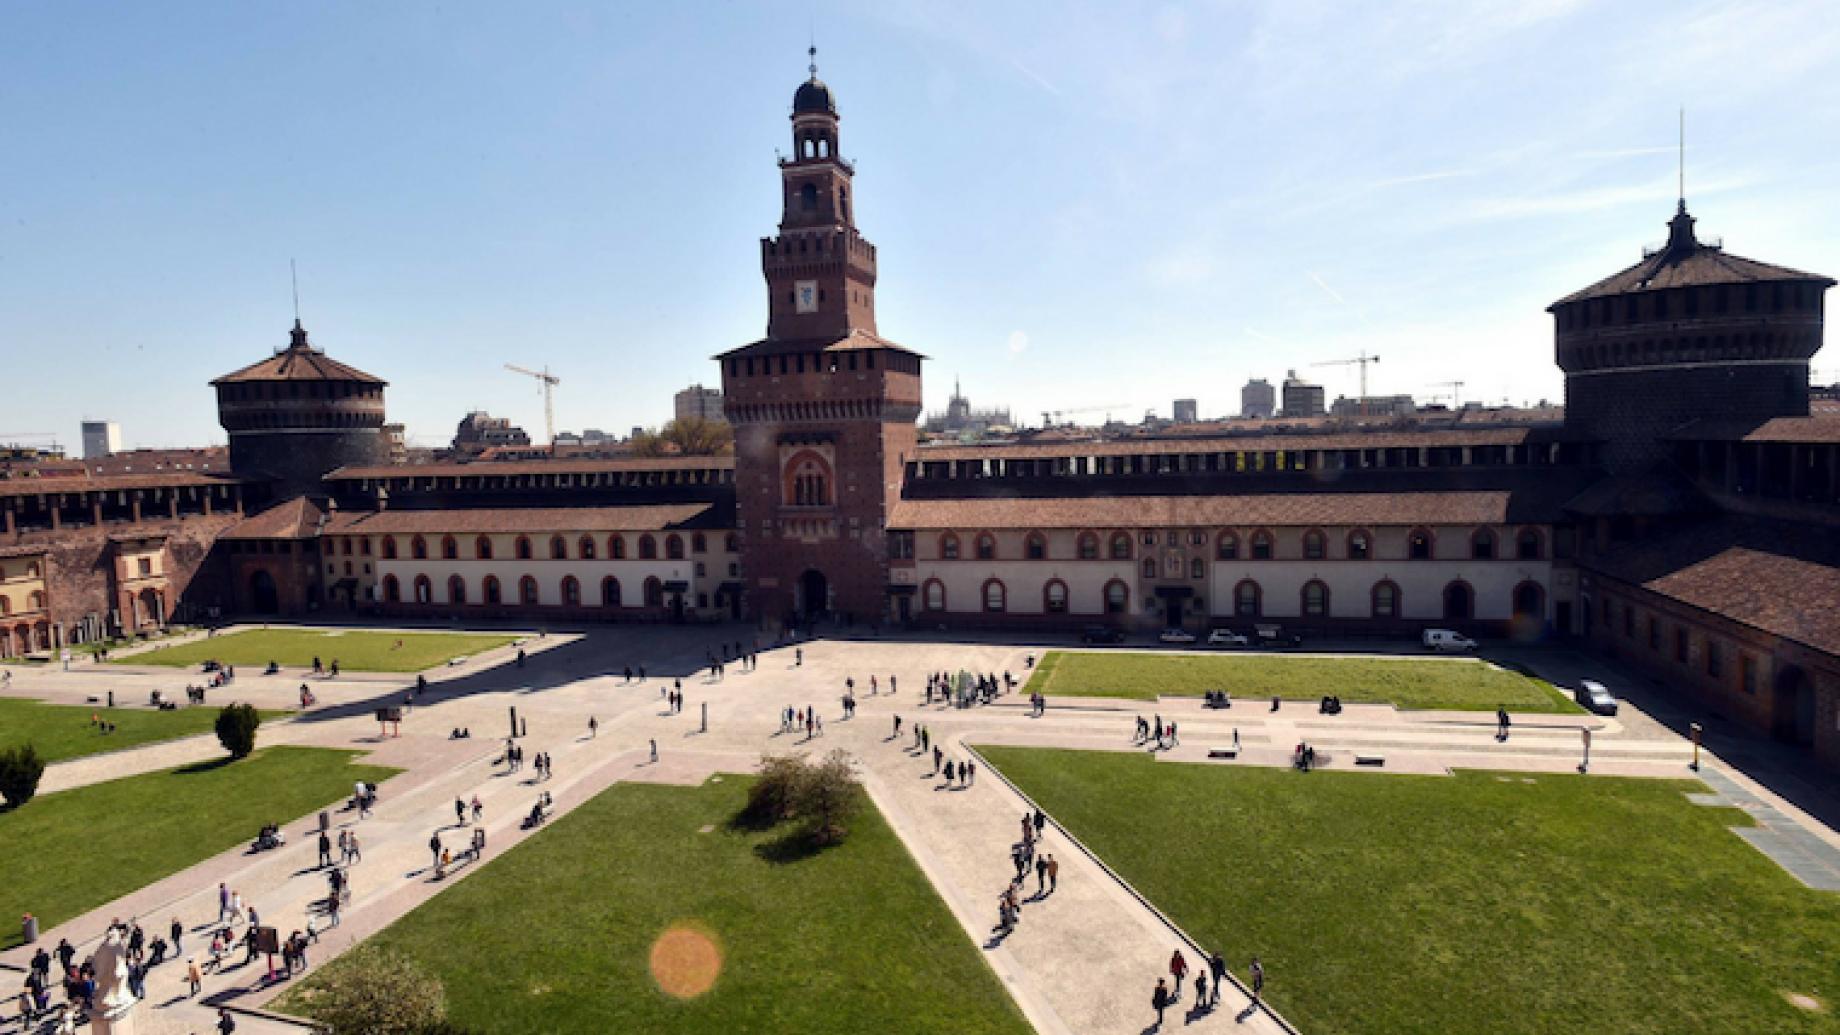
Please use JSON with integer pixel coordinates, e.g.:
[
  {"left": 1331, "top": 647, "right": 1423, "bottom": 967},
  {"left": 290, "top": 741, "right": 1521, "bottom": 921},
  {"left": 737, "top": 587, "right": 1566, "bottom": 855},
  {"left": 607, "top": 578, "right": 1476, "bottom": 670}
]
[
  {"left": 505, "top": 364, "right": 561, "bottom": 446},
  {"left": 1427, "top": 381, "right": 1466, "bottom": 409},
  {"left": 1040, "top": 404, "right": 1135, "bottom": 429},
  {"left": 1312, "top": 350, "right": 1382, "bottom": 415}
]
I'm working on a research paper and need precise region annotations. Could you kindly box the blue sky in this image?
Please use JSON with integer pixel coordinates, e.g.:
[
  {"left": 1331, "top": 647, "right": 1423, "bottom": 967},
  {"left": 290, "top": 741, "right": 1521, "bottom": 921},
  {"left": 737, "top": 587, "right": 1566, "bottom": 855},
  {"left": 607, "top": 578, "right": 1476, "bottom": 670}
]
[{"left": 3, "top": 0, "right": 1838, "bottom": 450}]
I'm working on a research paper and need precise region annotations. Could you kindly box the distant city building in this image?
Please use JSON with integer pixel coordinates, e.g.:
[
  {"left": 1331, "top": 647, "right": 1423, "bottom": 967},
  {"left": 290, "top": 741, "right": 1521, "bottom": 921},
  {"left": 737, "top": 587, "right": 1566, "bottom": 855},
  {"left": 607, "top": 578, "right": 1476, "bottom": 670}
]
[
  {"left": 81, "top": 421, "right": 121, "bottom": 459},
  {"left": 1330, "top": 394, "right": 1418, "bottom": 418},
  {"left": 450, "top": 411, "right": 532, "bottom": 457},
  {"left": 923, "top": 379, "right": 1011, "bottom": 436},
  {"left": 1173, "top": 399, "right": 1198, "bottom": 424},
  {"left": 1241, "top": 378, "right": 1276, "bottom": 419},
  {"left": 674, "top": 384, "right": 727, "bottom": 424},
  {"left": 88, "top": 447, "right": 229, "bottom": 476},
  {"left": 1280, "top": 371, "right": 1325, "bottom": 417},
  {"left": 383, "top": 423, "right": 407, "bottom": 465}
]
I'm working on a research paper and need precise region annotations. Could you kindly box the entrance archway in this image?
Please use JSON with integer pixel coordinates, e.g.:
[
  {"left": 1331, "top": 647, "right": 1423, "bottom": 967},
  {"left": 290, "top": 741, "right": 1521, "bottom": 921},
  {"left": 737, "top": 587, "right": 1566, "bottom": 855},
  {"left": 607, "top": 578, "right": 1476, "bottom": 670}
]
[
  {"left": 1443, "top": 581, "right": 1473, "bottom": 621},
  {"left": 249, "top": 570, "right": 279, "bottom": 615},
  {"left": 798, "top": 569, "right": 829, "bottom": 619},
  {"left": 1774, "top": 667, "right": 1817, "bottom": 746}
]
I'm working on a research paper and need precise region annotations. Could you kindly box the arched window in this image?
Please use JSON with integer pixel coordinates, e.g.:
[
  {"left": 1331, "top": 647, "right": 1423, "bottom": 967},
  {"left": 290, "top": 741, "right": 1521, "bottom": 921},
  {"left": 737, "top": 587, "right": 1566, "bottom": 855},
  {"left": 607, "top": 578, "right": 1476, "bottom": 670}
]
[
  {"left": 562, "top": 576, "right": 581, "bottom": 607},
  {"left": 1078, "top": 533, "right": 1098, "bottom": 560},
  {"left": 611, "top": 536, "right": 626, "bottom": 559},
  {"left": 1250, "top": 531, "right": 1273, "bottom": 560},
  {"left": 1217, "top": 532, "right": 1239, "bottom": 560},
  {"left": 1026, "top": 533, "right": 1047, "bottom": 560},
  {"left": 725, "top": 534, "right": 739, "bottom": 553},
  {"left": 786, "top": 452, "right": 833, "bottom": 506},
  {"left": 923, "top": 579, "right": 945, "bottom": 611},
  {"left": 1141, "top": 558, "right": 1157, "bottom": 579},
  {"left": 551, "top": 536, "right": 568, "bottom": 560},
  {"left": 448, "top": 575, "right": 467, "bottom": 605},
  {"left": 644, "top": 577, "right": 664, "bottom": 607},
  {"left": 1044, "top": 580, "right": 1069, "bottom": 613},
  {"left": 516, "top": 536, "right": 533, "bottom": 560},
  {"left": 1471, "top": 529, "right": 1496, "bottom": 560},
  {"left": 1105, "top": 580, "right": 1129, "bottom": 614},
  {"left": 983, "top": 580, "right": 1006, "bottom": 613},
  {"left": 579, "top": 536, "right": 597, "bottom": 560},
  {"left": 1513, "top": 581, "right": 1545, "bottom": 619},
  {"left": 639, "top": 535, "right": 658, "bottom": 559},
  {"left": 382, "top": 537, "right": 398, "bottom": 559},
  {"left": 382, "top": 575, "right": 400, "bottom": 603},
  {"left": 1409, "top": 528, "right": 1433, "bottom": 560},
  {"left": 1347, "top": 530, "right": 1371, "bottom": 560},
  {"left": 1235, "top": 580, "right": 1261, "bottom": 617},
  {"left": 1303, "top": 530, "right": 1326, "bottom": 560},
  {"left": 520, "top": 576, "right": 540, "bottom": 606},
  {"left": 1516, "top": 528, "right": 1543, "bottom": 560},
  {"left": 483, "top": 576, "right": 502, "bottom": 605},
  {"left": 940, "top": 534, "right": 960, "bottom": 560},
  {"left": 1190, "top": 558, "right": 1204, "bottom": 579},
  {"left": 411, "top": 536, "right": 428, "bottom": 560},
  {"left": 475, "top": 536, "right": 493, "bottom": 560},
  {"left": 1443, "top": 581, "right": 1473, "bottom": 620},
  {"left": 692, "top": 533, "right": 707, "bottom": 553},
  {"left": 602, "top": 577, "right": 622, "bottom": 607},
  {"left": 666, "top": 535, "right": 685, "bottom": 560},
  {"left": 414, "top": 575, "right": 432, "bottom": 604},
  {"left": 1372, "top": 580, "right": 1399, "bottom": 618},
  {"left": 800, "top": 183, "right": 818, "bottom": 209},
  {"left": 442, "top": 536, "right": 458, "bottom": 561},
  {"left": 1110, "top": 533, "right": 1131, "bottom": 560},
  {"left": 1302, "top": 580, "right": 1329, "bottom": 617},
  {"left": 975, "top": 534, "right": 996, "bottom": 560}
]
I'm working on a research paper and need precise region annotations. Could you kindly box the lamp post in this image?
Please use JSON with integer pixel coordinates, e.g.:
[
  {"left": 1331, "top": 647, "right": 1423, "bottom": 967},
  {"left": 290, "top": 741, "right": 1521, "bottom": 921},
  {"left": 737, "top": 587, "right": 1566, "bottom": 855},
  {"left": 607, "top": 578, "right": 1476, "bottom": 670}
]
[
  {"left": 1579, "top": 726, "right": 1592, "bottom": 774},
  {"left": 1690, "top": 722, "right": 1703, "bottom": 771}
]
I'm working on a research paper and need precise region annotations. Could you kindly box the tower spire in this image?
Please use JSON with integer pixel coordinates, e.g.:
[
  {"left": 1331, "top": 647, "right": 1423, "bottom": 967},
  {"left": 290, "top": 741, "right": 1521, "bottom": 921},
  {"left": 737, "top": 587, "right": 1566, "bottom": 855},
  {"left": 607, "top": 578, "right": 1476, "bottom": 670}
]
[
  {"left": 808, "top": 37, "right": 817, "bottom": 81},
  {"left": 1678, "top": 107, "right": 1685, "bottom": 207}
]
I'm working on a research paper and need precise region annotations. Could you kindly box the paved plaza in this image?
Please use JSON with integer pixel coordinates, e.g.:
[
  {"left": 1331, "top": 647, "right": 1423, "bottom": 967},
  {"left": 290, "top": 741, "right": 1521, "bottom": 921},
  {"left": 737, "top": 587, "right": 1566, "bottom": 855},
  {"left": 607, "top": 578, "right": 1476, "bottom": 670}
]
[{"left": 3, "top": 623, "right": 1837, "bottom": 1034}]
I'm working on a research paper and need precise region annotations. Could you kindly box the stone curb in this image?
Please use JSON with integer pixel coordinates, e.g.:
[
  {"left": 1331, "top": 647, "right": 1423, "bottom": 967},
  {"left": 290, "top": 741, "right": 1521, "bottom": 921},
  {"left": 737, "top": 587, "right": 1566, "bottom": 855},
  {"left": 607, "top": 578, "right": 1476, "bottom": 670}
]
[{"left": 963, "top": 741, "right": 1304, "bottom": 1035}]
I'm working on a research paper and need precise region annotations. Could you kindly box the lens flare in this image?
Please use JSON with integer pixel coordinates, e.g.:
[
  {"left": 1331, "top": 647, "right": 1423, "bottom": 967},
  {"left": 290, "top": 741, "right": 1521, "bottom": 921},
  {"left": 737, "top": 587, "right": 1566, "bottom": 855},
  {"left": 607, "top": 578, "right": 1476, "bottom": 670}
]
[{"left": 650, "top": 923, "right": 722, "bottom": 999}]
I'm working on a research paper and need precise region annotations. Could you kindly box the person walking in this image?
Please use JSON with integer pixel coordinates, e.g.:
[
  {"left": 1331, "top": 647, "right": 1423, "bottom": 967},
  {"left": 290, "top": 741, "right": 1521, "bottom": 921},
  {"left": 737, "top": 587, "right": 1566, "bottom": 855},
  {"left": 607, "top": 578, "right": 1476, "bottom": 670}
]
[
  {"left": 472, "top": 795, "right": 484, "bottom": 824},
  {"left": 795, "top": 647, "right": 802, "bottom": 666},
  {"left": 1249, "top": 955, "right": 1264, "bottom": 1005},
  {"left": 170, "top": 916, "right": 184, "bottom": 954},
  {"left": 217, "top": 1007, "right": 236, "bottom": 1033},
  {"left": 966, "top": 760, "right": 976, "bottom": 785},
  {"left": 1209, "top": 951, "right": 1226, "bottom": 1007},
  {"left": 893, "top": 715, "right": 902, "bottom": 738},
  {"left": 348, "top": 832, "right": 362, "bottom": 863},
  {"left": 1045, "top": 854, "right": 1059, "bottom": 893},
  {"left": 428, "top": 833, "right": 442, "bottom": 871},
  {"left": 318, "top": 830, "right": 332, "bottom": 868},
  {"left": 1497, "top": 706, "right": 1511, "bottom": 741},
  {"left": 1194, "top": 970, "right": 1209, "bottom": 1013},
  {"left": 1033, "top": 809, "right": 1047, "bottom": 839},
  {"left": 1035, "top": 853, "right": 1049, "bottom": 893},
  {"left": 1152, "top": 978, "right": 1171, "bottom": 1027},
  {"left": 217, "top": 883, "right": 232, "bottom": 923},
  {"left": 1169, "top": 949, "right": 1189, "bottom": 999},
  {"left": 589, "top": 716, "right": 598, "bottom": 738},
  {"left": 185, "top": 957, "right": 202, "bottom": 996}
]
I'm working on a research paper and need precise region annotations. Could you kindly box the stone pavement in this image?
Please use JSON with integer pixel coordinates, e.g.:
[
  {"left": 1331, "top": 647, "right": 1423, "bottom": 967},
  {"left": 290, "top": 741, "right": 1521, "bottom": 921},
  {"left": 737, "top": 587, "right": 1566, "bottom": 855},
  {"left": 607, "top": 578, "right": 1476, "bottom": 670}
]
[{"left": 5, "top": 628, "right": 1839, "bottom": 1035}]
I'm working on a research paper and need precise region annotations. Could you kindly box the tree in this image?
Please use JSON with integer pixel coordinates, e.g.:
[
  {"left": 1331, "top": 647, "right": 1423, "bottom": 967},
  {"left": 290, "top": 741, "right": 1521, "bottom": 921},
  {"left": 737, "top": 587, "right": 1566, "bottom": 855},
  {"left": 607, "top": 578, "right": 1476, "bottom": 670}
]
[
  {"left": 802, "top": 750, "right": 864, "bottom": 845},
  {"left": 293, "top": 945, "right": 448, "bottom": 1035},
  {"left": 0, "top": 744, "right": 45, "bottom": 808},
  {"left": 215, "top": 702, "right": 261, "bottom": 759},
  {"left": 631, "top": 417, "right": 733, "bottom": 458},
  {"left": 743, "top": 753, "right": 810, "bottom": 826}
]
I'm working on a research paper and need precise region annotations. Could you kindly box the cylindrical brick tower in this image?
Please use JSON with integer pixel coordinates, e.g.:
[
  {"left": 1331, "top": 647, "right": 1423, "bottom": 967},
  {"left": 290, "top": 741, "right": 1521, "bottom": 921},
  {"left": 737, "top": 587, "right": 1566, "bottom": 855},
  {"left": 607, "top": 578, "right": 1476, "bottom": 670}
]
[
  {"left": 1551, "top": 201, "right": 1832, "bottom": 472},
  {"left": 213, "top": 320, "right": 390, "bottom": 500}
]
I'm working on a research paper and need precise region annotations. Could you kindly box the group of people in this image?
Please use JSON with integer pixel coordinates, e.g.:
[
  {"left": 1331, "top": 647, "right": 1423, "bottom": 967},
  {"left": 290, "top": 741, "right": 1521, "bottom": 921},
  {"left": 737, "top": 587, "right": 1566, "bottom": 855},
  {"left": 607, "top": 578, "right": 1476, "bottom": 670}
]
[
  {"left": 995, "top": 811, "right": 1056, "bottom": 934},
  {"left": 309, "top": 656, "right": 341, "bottom": 677},
  {"left": 1134, "top": 714, "right": 1179, "bottom": 749},
  {"left": 924, "top": 670, "right": 1013, "bottom": 708},
  {"left": 1150, "top": 950, "right": 1260, "bottom": 1026},
  {"left": 780, "top": 705, "right": 823, "bottom": 739}
]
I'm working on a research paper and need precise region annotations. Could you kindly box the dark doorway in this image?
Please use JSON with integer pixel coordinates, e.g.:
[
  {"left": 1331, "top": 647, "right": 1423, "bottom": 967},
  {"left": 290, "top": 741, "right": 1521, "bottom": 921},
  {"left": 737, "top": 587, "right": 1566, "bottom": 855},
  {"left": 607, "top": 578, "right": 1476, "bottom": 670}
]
[
  {"left": 1555, "top": 601, "right": 1572, "bottom": 636},
  {"left": 1164, "top": 598, "right": 1183, "bottom": 626},
  {"left": 249, "top": 570, "right": 279, "bottom": 615},
  {"left": 1443, "top": 582, "right": 1473, "bottom": 621},
  {"left": 1774, "top": 667, "right": 1817, "bottom": 746},
  {"left": 799, "top": 570, "right": 828, "bottom": 618},
  {"left": 670, "top": 593, "right": 686, "bottom": 623},
  {"left": 1513, "top": 583, "right": 1544, "bottom": 619}
]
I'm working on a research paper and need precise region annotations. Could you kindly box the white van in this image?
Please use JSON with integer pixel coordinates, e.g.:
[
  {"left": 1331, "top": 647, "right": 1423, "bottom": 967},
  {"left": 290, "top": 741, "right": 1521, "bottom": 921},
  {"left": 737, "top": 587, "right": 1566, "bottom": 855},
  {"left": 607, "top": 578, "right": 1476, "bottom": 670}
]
[{"left": 1422, "top": 629, "right": 1478, "bottom": 652}]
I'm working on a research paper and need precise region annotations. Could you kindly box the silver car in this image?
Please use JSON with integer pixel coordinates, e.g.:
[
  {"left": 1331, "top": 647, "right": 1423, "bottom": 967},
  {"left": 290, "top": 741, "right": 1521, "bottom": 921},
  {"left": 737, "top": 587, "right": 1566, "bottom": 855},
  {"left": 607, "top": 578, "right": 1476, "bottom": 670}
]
[{"left": 1575, "top": 680, "right": 1619, "bottom": 715}]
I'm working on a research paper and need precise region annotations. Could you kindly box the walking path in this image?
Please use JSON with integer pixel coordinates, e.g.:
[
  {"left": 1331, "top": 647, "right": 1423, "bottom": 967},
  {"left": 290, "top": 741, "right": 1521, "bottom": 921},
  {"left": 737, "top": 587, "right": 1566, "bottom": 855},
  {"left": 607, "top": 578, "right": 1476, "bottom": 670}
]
[{"left": 4, "top": 629, "right": 1836, "bottom": 1035}]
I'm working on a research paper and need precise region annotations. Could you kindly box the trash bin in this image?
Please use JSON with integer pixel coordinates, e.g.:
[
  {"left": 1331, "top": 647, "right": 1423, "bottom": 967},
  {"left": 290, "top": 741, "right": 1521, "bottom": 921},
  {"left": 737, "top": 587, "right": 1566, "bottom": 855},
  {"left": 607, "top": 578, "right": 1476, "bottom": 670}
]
[{"left": 22, "top": 913, "right": 38, "bottom": 944}]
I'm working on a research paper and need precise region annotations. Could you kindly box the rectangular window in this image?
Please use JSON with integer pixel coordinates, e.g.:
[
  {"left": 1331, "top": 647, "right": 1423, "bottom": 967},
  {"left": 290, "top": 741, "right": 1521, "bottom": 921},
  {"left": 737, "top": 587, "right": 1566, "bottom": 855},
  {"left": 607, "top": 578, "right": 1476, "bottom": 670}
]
[
  {"left": 1675, "top": 627, "right": 1688, "bottom": 663},
  {"left": 137, "top": 558, "right": 152, "bottom": 577},
  {"left": 1648, "top": 616, "right": 1659, "bottom": 650},
  {"left": 695, "top": 563, "right": 706, "bottom": 577},
  {"left": 1624, "top": 606, "right": 1635, "bottom": 637},
  {"left": 1741, "top": 655, "right": 1757, "bottom": 695},
  {"left": 1706, "top": 640, "right": 1722, "bottom": 678}
]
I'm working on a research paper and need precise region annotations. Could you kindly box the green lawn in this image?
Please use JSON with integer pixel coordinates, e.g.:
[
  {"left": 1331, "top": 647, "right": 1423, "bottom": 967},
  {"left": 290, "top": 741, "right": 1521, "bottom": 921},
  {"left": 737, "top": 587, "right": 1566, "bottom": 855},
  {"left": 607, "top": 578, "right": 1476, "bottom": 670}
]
[
  {"left": 280, "top": 777, "right": 1031, "bottom": 1035},
  {"left": 981, "top": 747, "right": 1840, "bottom": 1035},
  {"left": 119, "top": 629, "right": 519, "bottom": 673},
  {"left": 1025, "top": 650, "right": 1578, "bottom": 712},
  {"left": 0, "top": 746, "right": 399, "bottom": 950},
  {"left": 0, "top": 697, "right": 290, "bottom": 764}
]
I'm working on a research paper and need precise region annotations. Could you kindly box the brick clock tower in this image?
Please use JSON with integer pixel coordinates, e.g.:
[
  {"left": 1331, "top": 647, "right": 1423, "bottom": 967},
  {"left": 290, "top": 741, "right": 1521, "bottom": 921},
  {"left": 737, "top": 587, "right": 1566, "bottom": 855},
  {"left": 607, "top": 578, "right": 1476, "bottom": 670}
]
[{"left": 718, "top": 53, "right": 923, "bottom": 625}]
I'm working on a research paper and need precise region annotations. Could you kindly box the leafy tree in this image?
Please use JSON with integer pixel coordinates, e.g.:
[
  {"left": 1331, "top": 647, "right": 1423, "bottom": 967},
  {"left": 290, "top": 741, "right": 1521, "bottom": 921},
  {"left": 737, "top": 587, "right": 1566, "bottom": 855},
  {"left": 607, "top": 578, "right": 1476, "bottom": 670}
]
[
  {"left": 214, "top": 702, "right": 261, "bottom": 759},
  {"left": 0, "top": 744, "right": 45, "bottom": 808},
  {"left": 743, "top": 753, "right": 809, "bottom": 825},
  {"left": 293, "top": 945, "right": 448, "bottom": 1035},
  {"left": 631, "top": 417, "right": 734, "bottom": 458},
  {"left": 803, "top": 750, "right": 864, "bottom": 845}
]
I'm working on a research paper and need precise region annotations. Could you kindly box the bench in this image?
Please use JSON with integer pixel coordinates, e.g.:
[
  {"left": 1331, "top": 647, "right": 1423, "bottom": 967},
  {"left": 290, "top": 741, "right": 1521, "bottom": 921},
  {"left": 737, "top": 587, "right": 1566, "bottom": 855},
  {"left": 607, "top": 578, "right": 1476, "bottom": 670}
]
[
  {"left": 1354, "top": 753, "right": 1386, "bottom": 767},
  {"left": 1207, "top": 748, "right": 1238, "bottom": 759}
]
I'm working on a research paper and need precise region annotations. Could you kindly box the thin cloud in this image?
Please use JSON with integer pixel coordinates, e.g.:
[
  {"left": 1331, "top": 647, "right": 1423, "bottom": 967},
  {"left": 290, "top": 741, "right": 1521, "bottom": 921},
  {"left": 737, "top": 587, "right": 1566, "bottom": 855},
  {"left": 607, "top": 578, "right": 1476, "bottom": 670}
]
[
  {"left": 1010, "top": 57, "right": 1061, "bottom": 96},
  {"left": 1306, "top": 270, "right": 1346, "bottom": 304},
  {"left": 1371, "top": 169, "right": 1476, "bottom": 187}
]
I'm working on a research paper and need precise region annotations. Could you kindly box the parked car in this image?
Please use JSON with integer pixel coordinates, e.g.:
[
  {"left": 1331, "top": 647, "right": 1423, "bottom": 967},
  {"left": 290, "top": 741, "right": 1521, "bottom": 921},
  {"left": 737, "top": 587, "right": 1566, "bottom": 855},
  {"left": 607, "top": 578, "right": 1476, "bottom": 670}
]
[
  {"left": 1206, "top": 629, "right": 1250, "bottom": 648},
  {"left": 1159, "top": 628, "right": 1197, "bottom": 645},
  {"left": 1080, "top": 625, "right": 1128, "bottom": 645},
  {"left": 1422, "top": 628, "right": 1478, "bottom": 652},
  {"left": 1576, "top": 680, "right": 1619, "bottom": 715}
]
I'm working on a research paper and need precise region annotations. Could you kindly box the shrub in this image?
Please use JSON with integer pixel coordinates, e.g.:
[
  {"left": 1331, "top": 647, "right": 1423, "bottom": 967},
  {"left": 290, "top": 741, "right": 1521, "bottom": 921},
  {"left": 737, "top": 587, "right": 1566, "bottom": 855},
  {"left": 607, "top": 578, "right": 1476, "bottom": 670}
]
[
  {"left": 214, "top": 703, "right": 261, "bottom": 759},
  {"left": 0, "top": 744, "right": 45, "bottom": 808},
  {"left": 742, "top": 753, "right": 810, "bottom": 826},
  {"left": 803, "top": 750, "right": 864, "bottom": 844},
  {"left": 292, "top": 945, "right": 447, "bottom": 1035}
]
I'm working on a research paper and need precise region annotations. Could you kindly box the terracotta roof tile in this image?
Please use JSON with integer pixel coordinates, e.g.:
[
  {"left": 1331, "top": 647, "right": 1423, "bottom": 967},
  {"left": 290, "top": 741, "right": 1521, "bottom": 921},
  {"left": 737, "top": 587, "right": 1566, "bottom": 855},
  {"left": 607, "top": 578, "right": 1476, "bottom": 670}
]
[
  {"left": 221, "top": 498, "right": 328, "bottom": 540},
  {"left": 1667, "top": 416, "right": 1840, "bottom": 445},
  {"left": 326, "top": 456, "right": 734, "bottom": 480},
  {"left": 0, "top": 472, "right": 242, "bottom": 499},
  {"left": 1552, "top": 244, "right": 1832, "bottom": 307},
  {"left": 211, "top": 324, "right": 386, "bottom": 386},
  {"left": 891, "top": 491, "right": 1543, "bottom": 530},
  {"left": 320, "top": 505, "right": 717, "bottom": 536},
  {"left": 918, "top": 427, "right": 1539, "bottom": 462}
]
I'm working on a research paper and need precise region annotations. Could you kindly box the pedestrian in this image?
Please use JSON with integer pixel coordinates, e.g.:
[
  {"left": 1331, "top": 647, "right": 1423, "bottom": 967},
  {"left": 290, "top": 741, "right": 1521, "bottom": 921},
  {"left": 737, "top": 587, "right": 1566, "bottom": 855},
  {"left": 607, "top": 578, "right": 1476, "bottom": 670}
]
[
  {"left": 472, "top": 827, "right": 486, "bottom": 859},
  {"left": 472, "top": 795, "right": 483, "bottom": 823},
  {"left": 650, "top": 739, "right": 658, "bottom": 763},
  {"left": 1046, "top": 854, "right": 1059, "bottom": 892},
  {"left": 1195, "top": 970, "right": 1209, "bottom": 1013},
  {"left": 966, "top": 760, "right": 976, "bottom": 785},
  {"left": 348, "top": 832, "right": 362, "bottom": 863},
  {"left": 1152, "top": 978, "right": 1171, "bottom": 1027},
  {"left": 1249, "top": 955, "right": 1264, "bottom": 1004},
  {"left": 1497, "top": 706, "right": 1511, "bottom": 741},
  {"left": 1233, "top": 728, "right": 1240, "bottom": 753},
  {"left": 1169, "top": 720, "right": 1179, "bottom": 746},
  {"left": 217, "top": 1007, "right": 236, "bottom": 1033},
  {"left": 589, "top": 716, "right": 598, "bottom": 738},
  {"left": 429, "top": 832, "right": 442, "bottom": 870},
  {"left": 795, "top": 647, "right": 803, "bottom": 666},
  {"left": 1170, "top": 948, "right": 1189, "bottom": 999},
  {"left": 1033, "top": 809, "right": 1047, "bottom": 838},
  {"left": 186, "top": 958, "right": 202, "bottom": 996},
  {"left": 1208, "top": 952, "right": 1226, "bottom": 1006},
  {"left": 318, "top": 830, "right": 332, "bottom": 868},
  {"left": 942, "top": 758, "right": 955, "bottom": 785},
  {"left": 1035, "top": 853, "right": 1049, "bottom": 893},
  {"left": 217, "top": 883, "right": 232, "bottom": 923},
  {"left": 933, "top": 745, "right": 942, "bottom": 774},
  {"left": 893, "top": 715, "right": 902, "bottom": 738},
  {"left": 171, "top": 916, "right": 184, "bottom": 954}
]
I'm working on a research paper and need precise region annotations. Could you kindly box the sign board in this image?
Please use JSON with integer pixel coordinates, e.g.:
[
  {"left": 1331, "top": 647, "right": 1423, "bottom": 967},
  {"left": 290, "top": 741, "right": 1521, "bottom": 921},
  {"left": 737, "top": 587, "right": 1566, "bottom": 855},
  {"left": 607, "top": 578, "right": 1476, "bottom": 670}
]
[{"left": 376, "top": 706, "right": 404, "bottom": 723}]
